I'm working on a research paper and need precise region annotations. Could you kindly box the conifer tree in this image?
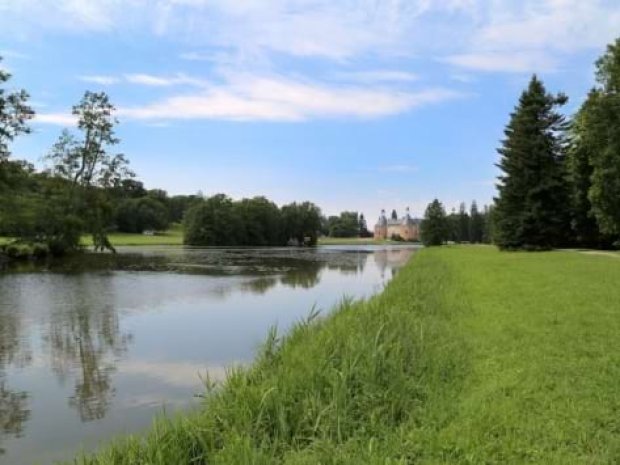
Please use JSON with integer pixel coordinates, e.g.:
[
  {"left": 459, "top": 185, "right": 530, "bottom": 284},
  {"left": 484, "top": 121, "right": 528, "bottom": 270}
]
[
  {"left": 494, "top": 75, "right": 570, "bottom": 250},
  {"left": 469, "top": 201, "right": 484, "bottom": 243},
  {"left": 421, "top": 199, "right": 448, "bottom": 246},
  {"left": 457, "top": 202, "right": 470, "bottom": 242}
]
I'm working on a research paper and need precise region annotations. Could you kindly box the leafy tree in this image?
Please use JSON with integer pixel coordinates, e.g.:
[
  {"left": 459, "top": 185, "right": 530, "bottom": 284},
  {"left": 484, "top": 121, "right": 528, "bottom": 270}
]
[
  {"left": 46, "top": 91, "right": 133, "bottom": 252},
  {"left": 184, "top": 194, "right": 245, "bottom": 246},
  {"left": 494, "top": 75, "right": 570, "bottom": 250},
  {"left": 581, "top": 39, "right": 620, "bottom": 238},
  {"left": 329, "top": 211, "right": 359, "bottom": 237},
  {"left": 0, "top": 57, "right": 34, "bottom": 165},
  {"left": 469, "top": 201, "right": 484, "bottom": 243},
  {"left": 566, "top": 91, "right": 611, "bottom": 247},
  {"left": 115, "top": 197, "right": 169, "bottom": 233},
  {"left": 168, "top": 194, "right": 201, "bottom": 223},
  {"left": 421, "top": 199, "right": 448, "bottom": 246},
  {"left": 237, "top": 196, "right": 283, "bottom": 246},
  {"left": 281, "top": 201, "right": 322, "bottom": 246}
]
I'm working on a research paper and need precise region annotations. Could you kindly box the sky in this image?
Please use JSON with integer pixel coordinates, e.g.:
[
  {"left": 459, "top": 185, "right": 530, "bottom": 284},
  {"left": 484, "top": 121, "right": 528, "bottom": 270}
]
[{"left": 1, "top": 0, "right": 619, "bottom": 218}]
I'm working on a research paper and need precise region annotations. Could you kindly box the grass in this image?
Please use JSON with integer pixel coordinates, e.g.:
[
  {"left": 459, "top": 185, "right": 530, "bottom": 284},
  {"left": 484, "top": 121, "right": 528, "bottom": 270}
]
[
  {"left": 81, "top": 224, "right": 184, "bottom": 247},
  {"left": 66, "top": 246, "right": 620, "bottom": 464}
]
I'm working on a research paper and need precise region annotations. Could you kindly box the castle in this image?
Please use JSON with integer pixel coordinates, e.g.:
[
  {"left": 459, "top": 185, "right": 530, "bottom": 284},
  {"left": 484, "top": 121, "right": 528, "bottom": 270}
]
[{"left": 374, "top": 208, "right": 420, "bottom": 241}]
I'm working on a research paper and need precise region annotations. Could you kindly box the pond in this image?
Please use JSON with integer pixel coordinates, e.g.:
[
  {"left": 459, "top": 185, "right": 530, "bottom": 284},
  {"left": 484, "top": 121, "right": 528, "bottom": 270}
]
[{"left": 0, "top": 244, "right": 418, "bottom": 464}]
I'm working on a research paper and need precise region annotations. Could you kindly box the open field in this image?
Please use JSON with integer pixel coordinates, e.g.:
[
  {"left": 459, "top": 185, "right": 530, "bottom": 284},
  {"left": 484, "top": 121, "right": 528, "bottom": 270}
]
[
  {"left": 81, "top": 224, "right": 184, "bottom": 247},
  {"left": 66, "top": 246, "right": 620, "bottom": 464}
]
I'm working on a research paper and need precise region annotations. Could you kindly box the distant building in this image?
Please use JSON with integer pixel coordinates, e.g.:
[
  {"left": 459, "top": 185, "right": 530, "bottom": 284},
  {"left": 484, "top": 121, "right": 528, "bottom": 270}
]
[{"left": 374, "top": 208, "right": 420, "bottom": 241}]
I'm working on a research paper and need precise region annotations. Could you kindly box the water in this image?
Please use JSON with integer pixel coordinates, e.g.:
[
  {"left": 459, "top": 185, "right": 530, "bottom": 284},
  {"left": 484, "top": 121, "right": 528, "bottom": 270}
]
[{"left": 0, "top": 245, "right": 418, "bottom": 464}]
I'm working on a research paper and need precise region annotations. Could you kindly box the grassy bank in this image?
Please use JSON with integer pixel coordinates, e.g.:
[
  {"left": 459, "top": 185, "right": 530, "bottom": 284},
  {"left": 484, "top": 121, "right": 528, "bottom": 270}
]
[{"left": 69, "top": 246, "right": 620, "bottom": 464}]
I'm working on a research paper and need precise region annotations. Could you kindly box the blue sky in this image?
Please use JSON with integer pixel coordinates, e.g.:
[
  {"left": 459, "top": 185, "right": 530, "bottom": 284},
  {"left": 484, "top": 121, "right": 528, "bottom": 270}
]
[{"left": 1, "top": 0, "right": 619, "bottom": 218}]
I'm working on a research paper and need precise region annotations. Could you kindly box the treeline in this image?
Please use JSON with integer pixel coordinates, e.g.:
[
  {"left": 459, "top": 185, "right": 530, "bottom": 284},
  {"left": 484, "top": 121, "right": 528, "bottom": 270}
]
[
  {"left": 419, "top": 200, "right": 493, "bottom": 247},
  {"left": 322, "top": 212, "right": 371, "bottom": 238},
  {"left": 494, "top": 38, "right": 620, "bottom": 250},
  {"left": 0, "top": 60, "right": 201, "bottom": 258},
  {"left": 184, "top": 195, "right": 322, "bottom": 246},
  {"left": 423, "top": 37, "right": 620, "bottom": 250}
]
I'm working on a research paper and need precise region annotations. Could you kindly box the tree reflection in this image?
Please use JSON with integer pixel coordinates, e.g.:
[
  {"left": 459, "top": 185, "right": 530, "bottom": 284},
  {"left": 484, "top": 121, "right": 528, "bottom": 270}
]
[
  {"left": 0, "top": 299, "right": 31, "bottom": 453},
  {"left": 280, "top": 260, "right": 323, "bottom": 288},
  {"left": 45, "top": 285, "right": 132, "bottom": 422}
]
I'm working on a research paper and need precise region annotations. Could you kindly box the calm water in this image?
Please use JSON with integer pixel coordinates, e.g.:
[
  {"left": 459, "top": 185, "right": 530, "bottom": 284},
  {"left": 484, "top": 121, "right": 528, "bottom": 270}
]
[{"left": 0, "top": 245, "right": 418, "bottom": 464}]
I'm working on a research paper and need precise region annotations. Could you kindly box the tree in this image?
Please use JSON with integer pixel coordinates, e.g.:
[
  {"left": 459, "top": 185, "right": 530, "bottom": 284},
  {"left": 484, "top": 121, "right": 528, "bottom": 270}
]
[
  {"left": 183, "top": 194, "right": 245, "bottom": 246},
  {"left": 457, "top": 202, "right": 470, "bottom": 242},
  {"left": 566, "top": 91, "right": 609, "bottom": 247},
  {"left": 581, "top": 39, "right": 620, "bottom": 238},
  {"left": 329, "top": 211, "right": 359, "bottom": 237},
  {"left": 469, "top": 201, "right": 484, "bottom": 243},
  {"left": 391, "top": 209, "right": 398, "bottom": 221},
  {"left": 46, "top": 91, "right": 133, "bottom": 252},
  {"left": 358, "top": 213, "right": 371, "bottom": 237},
  {"left": 281, "top": 201, "right": 322, "bottom": 246},
  {"left": 115, "top": 197, "right": 169, "bottom": 233},
  {"left": 0, "top": 57, "right": 34, "bottom": 164},
  {"left": 494, "top": 75, "right": 570, "bottom": 250},
  {"left": 421, "top": 199, "right": 448, "bottom": 246},
  {"left": 237, "top": 196, "right": 283, "bottom": 246}
]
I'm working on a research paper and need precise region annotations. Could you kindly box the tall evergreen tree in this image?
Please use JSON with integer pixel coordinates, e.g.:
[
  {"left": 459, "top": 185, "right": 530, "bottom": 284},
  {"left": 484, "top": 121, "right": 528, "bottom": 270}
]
[
  {"left": 469, "top": 201, "right": 484, "bottom": 243},
  {"left": 391, "top": 209, "right": 398, "bottom": 221},
  {"left": 421, "top": 199, "right": 448, "bottom": 246},
  {"left": 457, "top": 202, "right": 470, "bottom": 242},
  {"left": 494, "top": 75, "right": 570, "bottom": 250},
  {"left": 583, "top": 38, "right": 620, "bottom": 238}
]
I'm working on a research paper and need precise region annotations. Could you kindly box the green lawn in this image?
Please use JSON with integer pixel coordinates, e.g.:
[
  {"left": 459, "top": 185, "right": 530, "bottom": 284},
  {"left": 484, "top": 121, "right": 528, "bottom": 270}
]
[
  {"left": 66, "top": 246, "right": 620, "bottom": 464},
  {"left": 81, "top": 224, "right": 184, "bottom": 247}
]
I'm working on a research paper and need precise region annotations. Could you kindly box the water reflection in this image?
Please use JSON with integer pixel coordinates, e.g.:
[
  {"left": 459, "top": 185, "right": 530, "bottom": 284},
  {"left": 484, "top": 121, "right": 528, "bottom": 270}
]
[
  {"left": 0, "top": 245, "right": 418, "bottom": 464},
  {"left": 0, "top": 303, "right": 31, "bottom": 454}
]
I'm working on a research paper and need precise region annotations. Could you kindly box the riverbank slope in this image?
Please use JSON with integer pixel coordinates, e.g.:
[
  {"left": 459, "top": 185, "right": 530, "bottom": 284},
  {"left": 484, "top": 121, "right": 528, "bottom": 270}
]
[{"left": 70, "top": 246, "right": 620, "bottom": 464}]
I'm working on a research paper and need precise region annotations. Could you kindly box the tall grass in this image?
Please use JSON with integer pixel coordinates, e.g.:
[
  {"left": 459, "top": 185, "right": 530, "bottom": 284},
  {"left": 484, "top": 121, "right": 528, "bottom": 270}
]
[
  {"left": 68, "top": 250, "right": 468, "bottom": 464},
  {"left": 68, "top": 246, "right": 620, "bottom": 464}
]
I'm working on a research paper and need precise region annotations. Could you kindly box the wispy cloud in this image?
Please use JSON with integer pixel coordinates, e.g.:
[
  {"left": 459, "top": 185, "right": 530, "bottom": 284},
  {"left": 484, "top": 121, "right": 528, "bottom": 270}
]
[
  {"left": 124, "top": 73, "right": 206, "bottom": 87},
  {"left": 119, "top": 74, "right": 464, "bottom": 122},
  {"left": 79, "top": 74, "right": 120, "bottom": 85},
  {"left": 332, "top": 70, "right": 419, "bottom": 84},
  {"left": 34, "top": 113, "right": 77, "bottom": 126},
  {"left": 442, "top": 51, "right": 559, "bottom": 73}
]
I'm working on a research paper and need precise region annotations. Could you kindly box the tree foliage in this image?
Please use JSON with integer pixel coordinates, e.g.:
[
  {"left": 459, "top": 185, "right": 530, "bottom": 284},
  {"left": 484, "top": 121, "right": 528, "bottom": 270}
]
[
  {"left": 580, "top": 39, "right": 620, "bottom": 238},
  {"left": 0, "top": 57, "right": 34, "bottom": 165},
  {"left": 421, "top": 199, "right": 448, "bottom": 246},
  {"left": 494, "top": 75, "right": 570, "bottom": 250}
]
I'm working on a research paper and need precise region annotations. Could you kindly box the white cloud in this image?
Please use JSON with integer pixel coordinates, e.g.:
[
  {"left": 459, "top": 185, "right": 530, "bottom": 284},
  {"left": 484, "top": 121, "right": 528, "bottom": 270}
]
[
  {"left": 443, "top": 51, "right": 559, "bottom": 73},
  {"left": 119, "top": 74, "right": 463, "bottom": 122},
  {"left": 332, "top": 70, "right": 419, "bottom": 84},
  {"left": 79, "top": 74, "right": 120, "bottom": 85},
  {"left": 34, "top": 113, "right": 77, "bottom": 126},
  {"left": 124, "top": 73, "right": 206, "bottom": 87}
]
